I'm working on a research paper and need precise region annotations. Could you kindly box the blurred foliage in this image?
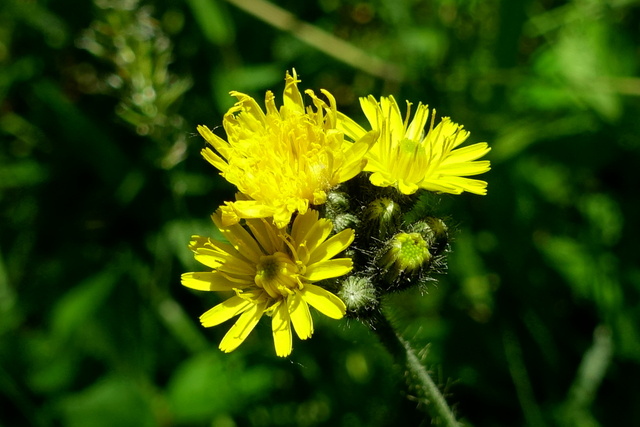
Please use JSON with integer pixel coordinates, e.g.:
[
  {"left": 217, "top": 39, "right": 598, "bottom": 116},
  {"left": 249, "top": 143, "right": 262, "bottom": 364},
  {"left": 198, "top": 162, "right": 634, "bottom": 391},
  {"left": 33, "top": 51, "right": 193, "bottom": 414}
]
[{"left": 1, "top": 0, "right": 640, "bottom": 425}]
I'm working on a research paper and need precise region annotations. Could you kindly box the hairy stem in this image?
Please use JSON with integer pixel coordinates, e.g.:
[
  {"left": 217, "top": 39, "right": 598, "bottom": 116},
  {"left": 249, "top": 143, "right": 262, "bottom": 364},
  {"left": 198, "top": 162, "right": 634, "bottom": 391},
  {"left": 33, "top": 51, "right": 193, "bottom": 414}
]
[{"left": 370, "top": 311, "right": 460, "bottom": 427}]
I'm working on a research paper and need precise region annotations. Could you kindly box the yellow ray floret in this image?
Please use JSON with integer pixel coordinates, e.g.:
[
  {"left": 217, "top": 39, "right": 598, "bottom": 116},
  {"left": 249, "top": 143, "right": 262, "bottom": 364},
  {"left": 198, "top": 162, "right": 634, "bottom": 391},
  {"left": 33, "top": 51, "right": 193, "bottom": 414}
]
[
  {"left": 338, "top": 95, "right": 491, "bottom": 195},
  {"left": 198, "top": 70, "right": 377, "bottom": 228},
  {"left": 181, "top": 209, "right": 353, "bottom": 357}
]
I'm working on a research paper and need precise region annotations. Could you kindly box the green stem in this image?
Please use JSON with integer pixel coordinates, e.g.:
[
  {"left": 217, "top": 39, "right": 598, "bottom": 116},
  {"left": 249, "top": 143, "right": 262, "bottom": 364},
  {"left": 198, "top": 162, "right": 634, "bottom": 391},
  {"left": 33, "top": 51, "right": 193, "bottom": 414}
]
[{"left": 370, "top": 311, "right": 460, "bottom": 427}]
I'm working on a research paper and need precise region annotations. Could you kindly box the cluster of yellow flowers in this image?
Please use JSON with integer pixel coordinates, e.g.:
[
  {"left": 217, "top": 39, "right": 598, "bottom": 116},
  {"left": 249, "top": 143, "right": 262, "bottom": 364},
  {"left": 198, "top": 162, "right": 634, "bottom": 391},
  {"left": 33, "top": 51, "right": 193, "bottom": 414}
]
[{"left": 182, "top": 70, "right": 490, "bottom": 357}]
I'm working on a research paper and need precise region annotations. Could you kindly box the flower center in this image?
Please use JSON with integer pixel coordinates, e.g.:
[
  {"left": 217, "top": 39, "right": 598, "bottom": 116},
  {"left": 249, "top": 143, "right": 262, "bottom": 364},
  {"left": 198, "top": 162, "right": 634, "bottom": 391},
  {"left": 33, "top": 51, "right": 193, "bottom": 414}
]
[
  {"left": 254, "top": 252, "right": 301, "bottom": 299},
  {"left": 399, "top": 137, "right": 419, "bottom": 154}
]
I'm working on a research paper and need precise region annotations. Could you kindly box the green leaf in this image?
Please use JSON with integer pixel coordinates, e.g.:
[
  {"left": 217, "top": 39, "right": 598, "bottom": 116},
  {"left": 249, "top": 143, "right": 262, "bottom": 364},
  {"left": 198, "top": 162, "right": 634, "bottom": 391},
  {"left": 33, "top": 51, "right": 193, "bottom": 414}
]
[
  {"left": 56, "top": 375, "right": 155, "bottom": 427},
  {"left": 50, "top": 269, "right": 119, "bottom": 340},
  {"left": 186, "top": 0, "right": 235, "bottom": 46},
  {"left": 0, "top": 160, "right": 47, "bottom": 190},
  {"left": 167, "top": 351, "right": 273, "bottom": 422}
]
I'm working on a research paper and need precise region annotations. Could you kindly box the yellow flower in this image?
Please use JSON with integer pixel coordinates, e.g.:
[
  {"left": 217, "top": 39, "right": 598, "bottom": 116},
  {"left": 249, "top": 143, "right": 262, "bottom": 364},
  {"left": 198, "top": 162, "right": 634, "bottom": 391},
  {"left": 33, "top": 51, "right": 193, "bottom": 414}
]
[
  {"left": 181, "top": 209, "right": 353, "bottom": 357},
  {"left": 198, "top": 70, "right": 376, "bottom": 229},
  {"left": 338, "top": 95, "right": 491, "bottom": 195}
]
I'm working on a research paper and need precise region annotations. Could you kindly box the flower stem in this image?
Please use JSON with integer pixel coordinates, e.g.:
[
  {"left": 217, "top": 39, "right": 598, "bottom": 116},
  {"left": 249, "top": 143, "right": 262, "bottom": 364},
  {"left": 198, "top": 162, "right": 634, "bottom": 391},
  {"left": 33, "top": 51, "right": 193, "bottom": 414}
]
[{"left": 369, "top": 311, "right": 460, "bottom": 427}]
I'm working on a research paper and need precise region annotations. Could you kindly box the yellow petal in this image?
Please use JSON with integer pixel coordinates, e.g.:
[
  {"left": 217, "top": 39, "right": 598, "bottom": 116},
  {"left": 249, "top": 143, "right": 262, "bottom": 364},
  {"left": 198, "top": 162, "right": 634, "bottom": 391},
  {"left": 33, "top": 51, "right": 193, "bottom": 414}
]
[
  {"left": 188, "top": 235, "right": 210, "bottom": 250},
  {"left": 212, "top": 253, "right": 255, "bottom": 276},
  {"left": 245, "top": 218, "right": 281, "bottom": 254},
  {"left": 273, "top": 207, "right": 296, "bottom": 229},
  {"left": 360, "top": 95, "right": 381, "bottom": 129},
  {"left": 295, "top": 217, "right": 332, "bottom": 255},
  {"left": 337, "top": 131, "right": 378, "bottom": 182},
  {"left": 305, "top": 258, "right": 353, "bottom": 281},
  {"left": 200, "top": 295, "right": 253, "bottom": 327},
  {"left": 405, "top": 103, "right": 430, "bottom": 141},
  {"left": 380, "top": 96, "right": 404, "bottom": 138},
  {"left": 419, "top": 179, "right": 464, "bottom": 195},
  {"left": 192, "top": 252, "right": 222, "bottom": 269},
  {"left": 201, "top": 147, "right": 229, "bottom": 173},
  {"left": 226, "top": 200, "right": 276, "bottom": 223},
  {"left": 441, "top": 143, "right": 491, "bottom": 164},
  {"left": 219, "top": 300, "right": 267, "bottom": 353},
  {"left": 305, "top": 89, "right": 332, "bottom": 126},
  {"left": 215, "top": 219, "right": 264, "bottom": 265},
  {"left": 369, "top": 172, "right": 394, "bottom": 188},
  {"left": 437, "top": 160, "right": 492, "bottom": 176},
  {"left": 197, "top": 124, "right": 232, "bottom": 161},
  {"left": 283, "top": 69, "right": 304, "bottom": 114},
  {"left": 192, "top": 233, "right": 234, "bottom": 257},
  {"left": 181, "top": 272, "right": 251, "bottom": 291},
  {"left": 229, "top": 91, "right": 267, "bottom": 125},
  {"left": 429, "top": 176, "right": 488, "bottom": 195},
  {"left": 448, "top": 126, "right": 470, "bottom": 149},
  {"left": 337, "top": 111, "right": 367, "bottom": 141},
  {"left": 271, "top": 301, "right": 293, "bottom": 357},
  {"left": 397, "top": 179, "right": 420, "bottom": 195},
  {"left": 290, "top": 209, "right": 320, "bottom": 245},
  {"left": 264, "top": 90, "right": 278, "bottom": 116},
  {"left": 307, "top": 228, "right": 354, "bottom": 266},
  {"left": 188, "top": 236, "right": 225, "bottom": 269},
  {"left": 301, "top": 283, "right": 346, "bottom": 319},
  {"left": 218, "top": 203, "right": 240, "bottom": 226},
  {"left": 345, "top": 130, "right": 377, "bottom": 158},
  {"left": 319, "top": 88, "right": 337, "bottom": 120},
  {"left": 217, "top": 271, "right": 255, "bottom": 286},
  {"left": 287, "top": 292, "right": 313, "bottom": 340}
]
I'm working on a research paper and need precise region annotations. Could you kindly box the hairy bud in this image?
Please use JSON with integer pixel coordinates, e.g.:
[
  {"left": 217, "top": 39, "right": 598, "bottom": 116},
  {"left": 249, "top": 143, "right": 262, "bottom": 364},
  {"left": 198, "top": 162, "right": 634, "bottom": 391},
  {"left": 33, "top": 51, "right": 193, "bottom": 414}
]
[
  {"left": 379, "top": 232, "right": 432, "bottom": 281},
  {"left": 326, "top": 191, "right": 350, "bottom": 214},
  {"left": 372, "top": 215, "right": 450, "bottom": 291},
  {"left": 338, "top": 276, "right": 379, "bottom": 314},
  {"left": 332, "top": 213, "right": 360, "bottom": 233},
  {"left": 364, "top": 197, "right": 402, "bottom": 239},
  {"left": 411, "top": 217, "right": 449, "bottom": 257}
]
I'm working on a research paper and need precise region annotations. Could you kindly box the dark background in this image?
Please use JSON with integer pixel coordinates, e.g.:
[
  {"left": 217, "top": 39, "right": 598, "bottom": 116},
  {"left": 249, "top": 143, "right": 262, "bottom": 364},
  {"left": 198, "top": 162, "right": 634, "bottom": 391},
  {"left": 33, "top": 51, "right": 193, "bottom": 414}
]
[{"left": 1, "top": 0, "right": 639, "bottom": 425}]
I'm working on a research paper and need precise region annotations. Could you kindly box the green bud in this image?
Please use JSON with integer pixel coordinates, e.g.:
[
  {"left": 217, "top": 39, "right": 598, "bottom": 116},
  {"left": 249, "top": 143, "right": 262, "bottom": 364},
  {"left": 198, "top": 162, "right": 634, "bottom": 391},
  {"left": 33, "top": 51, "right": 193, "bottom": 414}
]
[
  {"left": 410, "top": 217, "right": 449, "bottom": 257},
  {"left": 380, "top": 232, "right": 431, "bottom": 272},
  {"left": 364, "top": 197, "right": 402, "bottom": 239},
  {"left": 372, "top": 217, "right": 450, "bottom": 291},
  {"left": 424, "top": 217, "right": 448, "bottom": 256},
  {"left": 332, "top": 213, "right": 359, "bottom": 233},
  {"left": 326, "top": 191, "right": 350, "bottom": 214},
  {"left": 376, "top": 232, "right": 433, "bottom": 289},
  {"left": 338, "top": 276, "right": 379, "bottom": 313}
]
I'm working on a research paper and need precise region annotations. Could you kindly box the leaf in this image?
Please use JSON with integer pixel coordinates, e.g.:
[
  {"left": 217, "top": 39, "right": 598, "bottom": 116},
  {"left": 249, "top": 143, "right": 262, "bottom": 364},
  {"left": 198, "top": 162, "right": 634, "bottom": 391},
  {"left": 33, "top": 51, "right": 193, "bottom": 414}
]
[
  {"left": 50, "top": 269, "right": 119, "bottom": 340},
  {"left": 167, "top": 351, "right": 273, "bottom": 422},
  {"left": 56, "top": 375, "right": 155, "bottom": 427},
  {"left": 186, "top": 0, "right": 235, "bottom": 46}
]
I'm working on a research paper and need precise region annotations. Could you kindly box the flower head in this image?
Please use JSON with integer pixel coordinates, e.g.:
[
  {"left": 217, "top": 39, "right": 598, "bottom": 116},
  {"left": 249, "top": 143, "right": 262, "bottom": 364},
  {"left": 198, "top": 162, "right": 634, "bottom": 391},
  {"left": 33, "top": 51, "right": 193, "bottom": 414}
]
[
  {"left": 198, "top": 70, "right": 376, "bottom": 228},
  {"left": 181, "top": 209, "right": 354, "bottom": 357},
  {"left": 338, "top": 95, "right": 491, "bottom": 195}
]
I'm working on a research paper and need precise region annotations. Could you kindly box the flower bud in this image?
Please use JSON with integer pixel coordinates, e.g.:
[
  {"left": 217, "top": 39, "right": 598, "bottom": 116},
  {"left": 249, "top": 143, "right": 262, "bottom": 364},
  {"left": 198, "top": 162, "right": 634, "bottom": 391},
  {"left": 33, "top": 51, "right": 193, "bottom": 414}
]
[
  {"left": 332, "top": 213, "right": 359, "bottom": 233},
  {"left": 424, "top": 217, "right": 449, "bottom": 256},
  {"left": 338, "top": 276, "right": 379, "bottom": 314},
  {"left": 326, "top": 191, "right": 350, "bottom": 214},
  {"left": 410, "top": 217, "right": 449, "bottom": 257},
  {"left": 379, "top": 233, "right": 432, "bottom": 282},
  {"left": 364, "top": 197, "right": 402, "bottom": 239}
]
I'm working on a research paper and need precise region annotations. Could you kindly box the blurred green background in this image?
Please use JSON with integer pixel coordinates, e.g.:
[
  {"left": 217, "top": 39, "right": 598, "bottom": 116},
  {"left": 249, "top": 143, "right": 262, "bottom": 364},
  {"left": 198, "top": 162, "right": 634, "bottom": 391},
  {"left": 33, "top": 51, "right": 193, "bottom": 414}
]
[{"left": 2, "top": 0, "right": 639, "bottom": 425}]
